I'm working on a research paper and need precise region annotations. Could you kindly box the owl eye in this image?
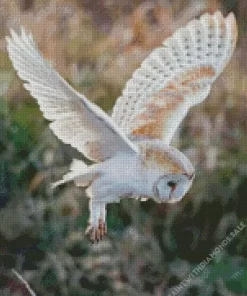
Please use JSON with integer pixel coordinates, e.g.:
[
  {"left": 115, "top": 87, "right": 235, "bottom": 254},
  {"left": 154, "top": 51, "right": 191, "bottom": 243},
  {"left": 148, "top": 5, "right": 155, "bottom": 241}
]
[{"left": 167, "top": 181, "right": 176, "bottom": 188}]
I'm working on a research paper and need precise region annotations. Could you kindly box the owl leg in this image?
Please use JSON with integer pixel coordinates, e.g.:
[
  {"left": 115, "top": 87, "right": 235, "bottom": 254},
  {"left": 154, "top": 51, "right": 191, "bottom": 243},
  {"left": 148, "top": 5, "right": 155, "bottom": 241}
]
[
  {"left": 85, "top": 199, "right": 107, "bottom": 243},
  {"left": 99, "top": 203, "right": 107, "bottom": 237}
]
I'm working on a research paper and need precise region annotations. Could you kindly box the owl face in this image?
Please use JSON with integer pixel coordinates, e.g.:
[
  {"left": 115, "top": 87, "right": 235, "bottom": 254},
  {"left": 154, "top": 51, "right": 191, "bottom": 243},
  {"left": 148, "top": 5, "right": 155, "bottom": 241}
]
[{"left": 152, "top": 173, "right": 194, "bottom": 203}]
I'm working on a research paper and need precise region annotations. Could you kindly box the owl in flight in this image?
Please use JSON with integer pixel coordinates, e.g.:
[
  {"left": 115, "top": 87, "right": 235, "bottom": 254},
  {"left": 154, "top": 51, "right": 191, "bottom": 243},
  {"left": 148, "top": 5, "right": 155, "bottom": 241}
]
[{"left": 7, "top": 11, "right": 237, "bottom": 242}]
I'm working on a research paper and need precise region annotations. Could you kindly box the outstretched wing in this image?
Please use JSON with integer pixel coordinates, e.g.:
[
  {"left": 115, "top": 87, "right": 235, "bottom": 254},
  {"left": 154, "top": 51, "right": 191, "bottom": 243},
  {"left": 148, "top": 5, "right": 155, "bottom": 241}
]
[
  {"left": 112, "top": 11, "right": 237, "bottom": 144},
  {"left": 6, "top": 29, "right": 138, "bottom": 162}
]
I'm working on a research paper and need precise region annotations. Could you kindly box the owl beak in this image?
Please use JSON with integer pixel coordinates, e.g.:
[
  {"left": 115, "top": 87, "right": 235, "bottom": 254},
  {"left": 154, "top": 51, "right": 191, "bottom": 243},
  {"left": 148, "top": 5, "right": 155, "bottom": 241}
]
[{"left": 169, "top": 184, "right": 176, "bottom": 200}]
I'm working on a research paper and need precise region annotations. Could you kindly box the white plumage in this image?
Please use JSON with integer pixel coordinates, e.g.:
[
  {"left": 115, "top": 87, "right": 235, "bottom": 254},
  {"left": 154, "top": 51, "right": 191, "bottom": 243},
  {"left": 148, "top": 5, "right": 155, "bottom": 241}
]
[
  {"left": 6, "top": 11, "right": 237, "bottom": 242},
  {"left": 112, "top": 11, "right": 237, "bottom": 143},
  {"left": 6, "top": 28, "right": 138, "bottom": 162}
]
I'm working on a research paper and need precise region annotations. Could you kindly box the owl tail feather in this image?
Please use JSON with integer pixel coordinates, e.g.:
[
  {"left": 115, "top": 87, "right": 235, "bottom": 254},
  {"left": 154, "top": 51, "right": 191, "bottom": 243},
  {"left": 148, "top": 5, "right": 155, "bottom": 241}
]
[{"left": 51, "top": 159, "right": 96, "bottom": 189}]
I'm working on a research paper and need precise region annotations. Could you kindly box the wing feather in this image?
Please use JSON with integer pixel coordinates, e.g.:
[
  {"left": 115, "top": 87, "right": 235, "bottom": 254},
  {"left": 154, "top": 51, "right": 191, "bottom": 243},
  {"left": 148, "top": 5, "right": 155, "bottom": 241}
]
[
  {"left": 112, "top": 11, "right": 237, "bottom": 144},
  {"left": 7, "top": 29, "right": 138, "bottom": 161}
]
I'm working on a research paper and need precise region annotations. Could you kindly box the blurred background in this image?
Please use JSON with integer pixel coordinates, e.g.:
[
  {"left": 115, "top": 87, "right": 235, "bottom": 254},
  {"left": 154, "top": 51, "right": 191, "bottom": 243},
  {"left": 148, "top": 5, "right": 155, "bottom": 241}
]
[{"left": 0, "top": 0, "right": 246, "bottom": 295}]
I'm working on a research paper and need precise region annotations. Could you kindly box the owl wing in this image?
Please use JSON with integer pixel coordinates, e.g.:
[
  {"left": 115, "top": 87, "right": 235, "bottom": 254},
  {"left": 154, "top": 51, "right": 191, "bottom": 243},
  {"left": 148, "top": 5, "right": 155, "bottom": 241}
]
[
  {"left": 111, "top": 11, "right": 237, "bottom": 144},
  {"left": 6, "top": 29, "right": 138, "bottom": 162}
]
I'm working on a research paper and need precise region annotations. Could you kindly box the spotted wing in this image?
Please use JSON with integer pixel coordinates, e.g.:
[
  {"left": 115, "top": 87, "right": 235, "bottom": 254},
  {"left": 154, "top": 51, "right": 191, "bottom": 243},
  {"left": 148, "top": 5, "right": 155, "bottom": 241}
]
[
  {"left": 112, "top": 11, "right": 237, "bottom": 144},
  {"left": 6, "top": 29, "right": 138, "bottom": 162}
]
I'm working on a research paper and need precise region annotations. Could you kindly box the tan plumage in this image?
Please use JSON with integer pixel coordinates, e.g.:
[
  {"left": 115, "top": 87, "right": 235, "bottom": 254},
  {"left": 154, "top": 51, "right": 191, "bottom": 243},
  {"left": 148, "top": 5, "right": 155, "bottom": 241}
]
[
  {"left": 6, "top": 11, "right": 237, "bottom": 242},
  {"left": 112, "top": 11, "right": 237, "bottom": 143}
]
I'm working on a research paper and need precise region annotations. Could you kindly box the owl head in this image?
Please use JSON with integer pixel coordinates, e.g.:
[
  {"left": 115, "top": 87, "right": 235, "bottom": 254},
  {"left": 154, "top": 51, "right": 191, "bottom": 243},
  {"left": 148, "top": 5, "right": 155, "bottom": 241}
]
[
  {"left": 152, "top": 172, "right": 194, "bottom": 203},
  {"left": 139, "top": 140, "right": 195, "bottom": 203}
]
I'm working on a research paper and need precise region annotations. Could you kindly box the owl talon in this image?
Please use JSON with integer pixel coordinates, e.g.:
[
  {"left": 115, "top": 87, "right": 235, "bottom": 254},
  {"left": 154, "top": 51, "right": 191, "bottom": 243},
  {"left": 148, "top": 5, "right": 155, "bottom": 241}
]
[
  {"left": 85, "top": 219, "right": 107, "bottom": 243},
  {"left": 99, "top": 218, "right": 107, "bottom": 236}
]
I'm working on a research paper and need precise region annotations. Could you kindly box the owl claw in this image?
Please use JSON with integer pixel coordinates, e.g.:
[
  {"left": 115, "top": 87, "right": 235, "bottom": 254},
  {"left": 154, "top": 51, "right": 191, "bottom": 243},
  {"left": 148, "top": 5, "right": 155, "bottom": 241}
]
[
  {"left": 85, "top": 219, "right": 107, "bottom": 243},
  {"left": 99, "top": 218, "right": 107, "bottom": 236}
]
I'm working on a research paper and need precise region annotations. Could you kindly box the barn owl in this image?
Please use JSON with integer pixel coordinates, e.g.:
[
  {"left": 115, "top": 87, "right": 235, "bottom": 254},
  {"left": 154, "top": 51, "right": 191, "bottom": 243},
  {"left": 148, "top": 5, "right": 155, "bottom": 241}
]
[{"left": 6, "top": 11, "right": 237, "bottom": 242}]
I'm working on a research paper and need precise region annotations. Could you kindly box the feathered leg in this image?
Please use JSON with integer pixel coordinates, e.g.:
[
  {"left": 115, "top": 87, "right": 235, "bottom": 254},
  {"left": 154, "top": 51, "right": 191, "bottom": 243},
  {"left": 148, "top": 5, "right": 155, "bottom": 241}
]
[
  {"left": 85, "top": 199, "right": 107, "bottom": 243},
  {"left": 98, "top": 203, "right": 107, "bottom": 237}
]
